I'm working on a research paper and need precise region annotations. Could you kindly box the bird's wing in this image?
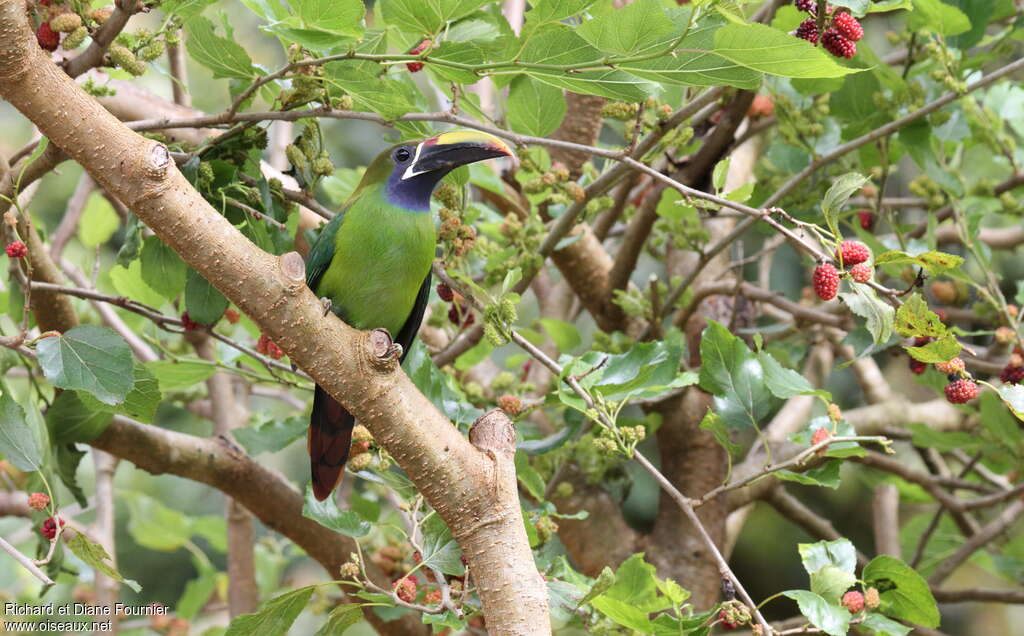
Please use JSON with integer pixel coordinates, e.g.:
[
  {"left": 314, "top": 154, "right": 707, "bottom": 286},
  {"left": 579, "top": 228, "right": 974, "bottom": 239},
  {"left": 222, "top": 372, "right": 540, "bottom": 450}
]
[
  {"left": 305, "top": 210, "right": 345, "bottom": 291},
  {"left": 395, "top": 272, "right": 431, "bottom": 365}
]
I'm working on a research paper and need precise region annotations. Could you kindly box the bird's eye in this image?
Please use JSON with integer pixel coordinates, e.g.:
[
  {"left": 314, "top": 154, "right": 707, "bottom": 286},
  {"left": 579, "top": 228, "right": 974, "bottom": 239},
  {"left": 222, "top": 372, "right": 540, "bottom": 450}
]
[{"left": 394, "top": 147, "right": 412, "bottom": 163}]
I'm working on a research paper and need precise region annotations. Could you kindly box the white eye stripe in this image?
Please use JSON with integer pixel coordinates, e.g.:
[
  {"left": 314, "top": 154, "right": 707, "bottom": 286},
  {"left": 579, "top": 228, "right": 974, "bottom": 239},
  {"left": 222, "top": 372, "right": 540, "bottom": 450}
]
[{"left": 401, "top": 142, "right": 426, "bottom": 180}]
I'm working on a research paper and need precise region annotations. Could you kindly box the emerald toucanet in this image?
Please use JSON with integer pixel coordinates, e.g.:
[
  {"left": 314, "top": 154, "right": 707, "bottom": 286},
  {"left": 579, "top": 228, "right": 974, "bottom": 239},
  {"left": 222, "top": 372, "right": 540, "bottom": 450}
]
[{"left": 305, "top": 130, "right": 512, "bottom": 500}]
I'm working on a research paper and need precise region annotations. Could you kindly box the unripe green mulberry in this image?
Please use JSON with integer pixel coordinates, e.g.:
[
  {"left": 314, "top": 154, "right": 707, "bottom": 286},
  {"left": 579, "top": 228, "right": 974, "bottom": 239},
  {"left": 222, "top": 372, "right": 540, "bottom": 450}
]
[
  {"left": 139, "top": 40, "right": 166, "bottom": 62},
  {"left": 433, "top": 182, "right": 460, "bottom": 209},
  {"left": 522, "top": 177, "right": 546, "bottom": 194},
  {"left": 285, "top": 144, "right": 308, "bottom": 171},
  {"left": 335, "top": 94, "right": 354, "bottom": 110},
  {"left": 312, "top": 154, "right": 334, "bottom": 177},
  {"left": 62, "top": 26, "right": 88, "bottom": 49},
  {"left": 108, "top": 44, "right": 146, "bottom": 75},
  {"left": 600, "top": 101, "right": 639, "bottom": 120},
  {"left": 347, "top": 452, "right": 373, "bottom": 472},
  {"left": 483, "top": 322, "right": 506, "bottom": 346},
  {"left": 50, "top": 13, "right": 83, "bottom": 33}
]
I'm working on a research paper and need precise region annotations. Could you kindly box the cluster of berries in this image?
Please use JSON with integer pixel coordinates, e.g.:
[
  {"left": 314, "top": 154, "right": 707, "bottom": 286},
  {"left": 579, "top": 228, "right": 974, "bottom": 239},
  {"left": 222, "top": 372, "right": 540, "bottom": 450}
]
[
  {"left": 811, "top": 240, "right": 873, "bottom": 301},
  {"left": 908, "top": 342, "right": 981, "bottom": 404},
  {"left": 792, "top": 1, "right": 863, "bottom": 59},
  {"left": 347, "top": 425, "right": 374, "bottom": 472},
  {"left": 256, "top": 333, "right": 284, "bottom": 360},
  {"left": 5, "top": 241, "right": 27, "bottom": 258},
  {"left": 999, "top": 345, "right": 1023, "bottom": 385},
  {"left": 841, "top": 587, "right": 880, "bottom": 613},
  {"left": 40, "top": 516, "right": 65, "bottom": 540},
  {"left": 437, "top": 282, "right": 475, "bottom": 328},
  {"left": 406, "top": 39, "right": 432, "bottom": 73}
]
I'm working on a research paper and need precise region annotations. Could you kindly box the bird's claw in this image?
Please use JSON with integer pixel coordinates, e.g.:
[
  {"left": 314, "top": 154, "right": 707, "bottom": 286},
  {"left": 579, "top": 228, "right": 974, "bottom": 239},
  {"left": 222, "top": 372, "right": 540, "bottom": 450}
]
[
  {"left": 388, "top": 343, "right": 404, "bottom": 360},
  {"left": 319, "top": 297, "right": 332, "bottom": 317}
]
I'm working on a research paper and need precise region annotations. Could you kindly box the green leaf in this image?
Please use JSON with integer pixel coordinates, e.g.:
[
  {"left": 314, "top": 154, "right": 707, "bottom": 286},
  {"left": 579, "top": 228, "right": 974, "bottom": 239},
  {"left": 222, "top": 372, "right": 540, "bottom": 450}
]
[
  {"left": 526, "top": 0, "right": 597, "bottom": 25},
  {"left": 185, "top": 269, "right": 229, "bottom": 326},
  {"left": 37, "top": 325, "right": 134, "bottom": 406},
  {"left": 55, "top": 442, "right": 88, "bottom": 507},
  {"left": 699, "top": 409, "right": 742, "bottom": 457},
  {"left": 781, "top": 590, "right": 851, "bottom": 636},
  {"left": 903, "top": 334, "right": 960, "bottom": 363},
  {"left": 862, "top": 555, "right": 940, "bottom": 628},
  {"left": 177, "top": 561, "right": 218, "bottom": 620},
  {"left": 233, "top": 415, "right": 307, "bottom": 455},
  {"left": 577, "top": 566, "right": 616, "bottom": 607},
  {"left": 515, "top": 450, "right": 546, "bottom": 500},
  {"left": 894, "top": 294, "right": 946, "bottom": 338},
  {"left": 0, "top": 390, "right": 46, "bottom": 471},
  {"left": 325, "top": 65, "right": 424, "bottom": 121},
  {"left": 862, "top": 612, "right": 913, "bottom": 636},
  {"left": 506, "top": 76, "right": 566, "bottom": 137},
  {"left": 599, "top": 553, "right": 672, "bottom": 613},
  {"left": 831, "top": 0, "right": 869, "bottom": 15},
  {"left": 145, "top": 360, "right": 217, "bottom": 391},
  {"left": 404, "top": 341, "right": 484, "bottom": 427},
  {"left": 758, "top": 351, "right": 831, "bottom": 400},
  {"left": 315, "top": 604, "right": 362, "bottom": 636},
  {"left": 140, "top": 236, "right": 187, "bottom": 301},
  {"left": 576, "top": 0, "right": 675, "bottom": 55},
  {"left": 380, "top": 0, "right": 490, "bottom": 34},
  {"left": 839, "top": 285, "right": 894, "bottom": 346},
  {"left": 302, "top": 486, "right": 372, "bottom": 538},
  {"left": 519, "top": 25, "right": 654, "bottom": 101},
  {"left": 66, "top": 533, "right": 141, "bottom": 592},
  {"left": 619, "top": 21, "right": 761, "bottom": 89},
  {"left": 420, "top": 513, "right": 466, "bottom": 576},
  {"left": 78, "top": 192, "right": 120, "bottom": 248},
  {"left": 776, "top": 460, "right": 841, "bottom": 488},
  {"left": 811, "top": 565, "right": 857, "bottom": 604},
  {"left": 518, "top": 414, "right": 582, "bottom": 455},
  {"left": 78, "top": 362, "right": 161, "bottom": 425},
  {"left": 821, "top": 173, "right": 868, "bottom": 237},
  {"left": 997, "top": 384, "right": 1024, "bottom": 421},
  {"left": 980, "top": 391, "right": 1022, "bottom": 449},
  {"left": 108, "top": 260, "right": 165, "bottom": 308},
  {"left": 590, "top": 595, "right": 654, "bottom": 633},
  {"left": 799, "top": 538, "right": 857, "bottom": 575},
  {"left": 46, "top": 391, "right": 112, "bottom": 445},
  {"left": 291, "top": 0, "right": 364, "bottom": 36},
  {"left": 874, "top": 250, "right": 964, "bottom": 277},
  {"left": 713, "top": 23, "right": 860, "bottom": 78},
  {"left": 127, "top": 493, "right": 193, "bottom": 551},
  {"left": 185, "top": 16, "right": 259, "bottom": 80},
  {"left": 909, "top": 0, "right": 971, "bottom": 35},
  {"left": 713, "top": 157, "right": 731, "bottom": 192},
  {"left": 699, "top": 321, "right": 775, "bottom": 430},
  {"left": 226, "top": 585, "right": 316, "bottom": 636}
]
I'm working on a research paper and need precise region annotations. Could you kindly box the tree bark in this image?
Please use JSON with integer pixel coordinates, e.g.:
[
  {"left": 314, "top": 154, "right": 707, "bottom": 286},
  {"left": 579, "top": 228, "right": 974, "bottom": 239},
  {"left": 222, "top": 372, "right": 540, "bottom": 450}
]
[{"left": 0, "top": 4, "right": 546, "bottom": 632}]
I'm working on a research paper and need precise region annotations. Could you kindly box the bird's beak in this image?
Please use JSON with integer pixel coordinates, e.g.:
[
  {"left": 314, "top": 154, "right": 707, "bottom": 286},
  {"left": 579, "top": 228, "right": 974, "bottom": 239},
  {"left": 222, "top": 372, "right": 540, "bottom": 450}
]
[{"left": 402, "top": 130, "right": 514, "bottom": 180}]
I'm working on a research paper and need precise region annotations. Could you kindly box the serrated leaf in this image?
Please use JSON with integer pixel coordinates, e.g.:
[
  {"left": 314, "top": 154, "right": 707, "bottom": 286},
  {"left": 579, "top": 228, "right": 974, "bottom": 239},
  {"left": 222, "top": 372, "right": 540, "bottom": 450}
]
[
  {"left": 507, "top": 76, "right": 566, "bottom": 137},
  {"left": 184, "top": 269, "right": 229, "bottom": 326},
  {"left": 78, "top": 192, "right": 120, "bottom": 248},
  {"left": 799, "top": 538, "right": 857, "bottom": 575},
  {"left": 576, "top": 0, "right": 675, "bottom": 55},
  {"left": 758, "top": 351, "right": 831, "bottom": 400},
  {"left": 66, "top": 533, "right": 141, "bottom": 593},
  {"left": 811, "top": 565, "right": 857, "bottom": 604},
  {"left": 127, "top": 493, "right": 193, "bottom": 551},
  {"left": 822, "top": 173, "right": 868, "bottom": 236},
  {"left": 874, "top": 250, "right": 964, "bottom": 276},
  {"left": 0, "top": 390, "right": 45, "bottom": 471},
  {"left": 699, "top": 321, "right": 775, "bottom": 430},
  {"left": 894, "top": 294, "right": 946, "bottom": 338},
  {"left": 108, "top": 260, "right": 165, "bottom": 308},
  {"left": 839, "top": 285, "right": 894, "bottom": 346},
  {"left": 145, "top": 360, "right": 217, "bottom": 391},
  {"left": 225, "top": 585, "right": 316, "bottom": 636},
  {"left": 577, "top": 566, "right": 616, "bottom": 607},
  {"left": 37, "top": 326, "right": 134, "bottom": 406},
  {"left": 862, "top": 612, "right": 912, "bottom": 636},
  {"left": 291, "top": 0, "right": 364, "bottom": 36},
  {"left": 903, "top": 334, "right": 960, "bottom": 363},
  {"left": 55, "top": 442, "right": 88, "bottom": 507},
  {"left": 185, "top": 16, "right": 258, "bottom": 80},
  {"left": 302, "top": 486, "right": 371, "bottom": 538},
  {"left": 77, "top": 362, "right": 161, "bottom": 425},
  {"left": 140, "top": 236, "right": 187, "bottom": 301},
  {"left": 177, "top": 561, "right": 218, "bottom": 620},
  {"left": 233, "top": 415, "right": 307, "bottom": 455},
  {"left": 46, "top": 391, "right": 113, "bottom": 445},
  {"left": 714, "top": 23, "right": 861, "bottom": 78},
  {"left": 781, "top": 590, "right": 851, "bottom": 636},
  {"left": 590, "top": 595, "right": 655, "bottom": 633},
  {"left": 776, "top": 460, "right": 841, "bottom": 488},
  {"left": 315, "top": 604, "right": 362, "bottom": 636},
  {"left": 698, "top": 409, "right": 742, "bottom": 457},
  {"left": 420, "top": 513, "right": 466, "bottom": 576},
  {"left": 909, "top": 0, "right": 971, "bottom": 35},
  {"left": 997, "top": 384, "right": 1024, "bottom": 421},
  {"left": 380, "top": 0, "right": 490, "bottom": 34},
  {"left": 863, "top": 555, "right": 940, "bottom": 627}
]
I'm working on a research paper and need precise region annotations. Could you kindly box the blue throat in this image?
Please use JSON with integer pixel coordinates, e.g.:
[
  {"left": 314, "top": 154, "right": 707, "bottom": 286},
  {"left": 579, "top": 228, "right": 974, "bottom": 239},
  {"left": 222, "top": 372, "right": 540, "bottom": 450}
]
[{"left": 385, "top": 169, "right": 448, "bottom": 212}]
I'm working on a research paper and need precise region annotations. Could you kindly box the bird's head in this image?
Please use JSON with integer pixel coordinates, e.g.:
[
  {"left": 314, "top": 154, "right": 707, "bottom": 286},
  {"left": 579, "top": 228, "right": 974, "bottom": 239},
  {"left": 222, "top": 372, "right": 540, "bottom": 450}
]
[{"left": 371, "top": 130, "right": 513, "bottom": 211}]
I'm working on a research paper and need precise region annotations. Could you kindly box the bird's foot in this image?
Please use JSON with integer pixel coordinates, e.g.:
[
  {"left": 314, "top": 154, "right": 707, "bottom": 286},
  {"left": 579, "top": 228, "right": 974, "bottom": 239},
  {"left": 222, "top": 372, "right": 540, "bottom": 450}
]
[
  {"left": 319, "top": 297, "right": 332, "bottom": 317},
  {"left": 387, "top": 343, "right": 403, "bottom": 360}
]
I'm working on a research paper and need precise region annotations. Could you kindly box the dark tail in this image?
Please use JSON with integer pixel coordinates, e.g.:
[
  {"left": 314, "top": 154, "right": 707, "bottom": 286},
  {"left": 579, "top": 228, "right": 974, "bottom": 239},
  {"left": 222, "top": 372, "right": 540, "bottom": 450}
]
[{"left": 308, "top": 385, "right": 355, "bottom": 501}]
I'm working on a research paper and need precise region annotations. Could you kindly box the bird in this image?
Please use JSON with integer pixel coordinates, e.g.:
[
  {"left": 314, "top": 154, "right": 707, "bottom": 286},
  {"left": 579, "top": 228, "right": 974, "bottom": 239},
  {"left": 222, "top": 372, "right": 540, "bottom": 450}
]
[{"left": 304, "top": 129, "right": 513, "bottom": 501}]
